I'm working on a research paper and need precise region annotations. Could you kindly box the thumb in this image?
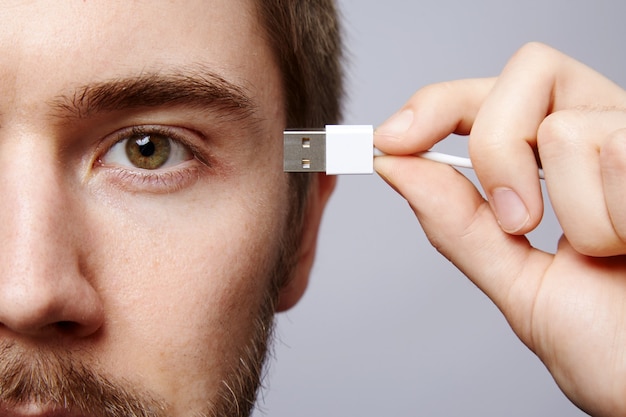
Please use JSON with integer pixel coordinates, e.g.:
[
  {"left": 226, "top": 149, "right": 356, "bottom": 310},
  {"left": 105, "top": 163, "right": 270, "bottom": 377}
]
[{"left": 375, "top": 155, "right": 552, "bottom": 344}]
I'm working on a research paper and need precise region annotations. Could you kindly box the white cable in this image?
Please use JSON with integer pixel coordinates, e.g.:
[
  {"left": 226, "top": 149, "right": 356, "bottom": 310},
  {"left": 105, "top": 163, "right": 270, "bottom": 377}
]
[{"left": 374, "top": 147, "right": 545, "bottom": 179}]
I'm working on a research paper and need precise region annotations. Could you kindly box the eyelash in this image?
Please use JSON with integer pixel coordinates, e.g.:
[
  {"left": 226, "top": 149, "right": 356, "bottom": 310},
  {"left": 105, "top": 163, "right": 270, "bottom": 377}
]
[{"left": 95, "top": 125, "right": 211, "bottom": 193}]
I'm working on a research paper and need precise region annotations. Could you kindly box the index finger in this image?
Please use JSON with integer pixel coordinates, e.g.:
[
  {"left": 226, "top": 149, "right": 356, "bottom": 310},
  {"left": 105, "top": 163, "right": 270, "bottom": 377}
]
[{"left": 374, "top": 78, "right": 495, "bottom": 155}]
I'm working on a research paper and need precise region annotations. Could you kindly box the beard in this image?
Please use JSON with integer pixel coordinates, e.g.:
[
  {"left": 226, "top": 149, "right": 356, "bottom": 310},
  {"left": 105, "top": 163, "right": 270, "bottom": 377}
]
[
  {"left": 0, "top": 339, "right": 167, "bottom": 417},
  {"left": 0, "top": 285, "right": 277, "bottom": 417}
]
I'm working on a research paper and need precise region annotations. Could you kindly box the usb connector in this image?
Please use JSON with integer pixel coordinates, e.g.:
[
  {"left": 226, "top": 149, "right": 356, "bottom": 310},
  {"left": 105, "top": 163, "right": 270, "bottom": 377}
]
[
  {"left": 283, "top": 130, "right": 327, "bottom": 172},
  {"left": 283, "top": 125, "right": 374, "bottom": 175},
  {"left": 284, "top": 124, "right": 546, "bottom": 178}
]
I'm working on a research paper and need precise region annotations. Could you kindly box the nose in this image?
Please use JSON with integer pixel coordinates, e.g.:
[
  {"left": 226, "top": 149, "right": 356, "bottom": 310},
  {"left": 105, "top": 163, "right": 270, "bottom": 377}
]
[{"left": 0, "top": 139, "right": 104, "bottom": 338}]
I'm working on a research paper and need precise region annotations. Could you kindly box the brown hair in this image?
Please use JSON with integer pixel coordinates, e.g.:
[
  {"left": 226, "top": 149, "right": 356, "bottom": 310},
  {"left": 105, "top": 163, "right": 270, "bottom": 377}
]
[
  {"left": 255, "top": 0, "right": 344, "bottom": 194},
  {"left": 256, "top": 0, "right": 344, "bottom": 129}
]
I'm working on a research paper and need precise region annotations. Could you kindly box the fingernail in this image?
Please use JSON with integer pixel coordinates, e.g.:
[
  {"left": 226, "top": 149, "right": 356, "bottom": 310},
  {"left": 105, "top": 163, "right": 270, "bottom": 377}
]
[
  {"left": 376, "top": 109, "right": 414, "bottom": 140},
  {"left": 491, "top": 188, "right": 529, "bottom": 233}
]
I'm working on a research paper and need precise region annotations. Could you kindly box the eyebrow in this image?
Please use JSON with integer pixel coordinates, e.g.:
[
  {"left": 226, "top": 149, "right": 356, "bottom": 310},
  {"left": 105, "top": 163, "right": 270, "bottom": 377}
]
[{"left": 50, "top": 67, "right": 259, "bottom": 125}]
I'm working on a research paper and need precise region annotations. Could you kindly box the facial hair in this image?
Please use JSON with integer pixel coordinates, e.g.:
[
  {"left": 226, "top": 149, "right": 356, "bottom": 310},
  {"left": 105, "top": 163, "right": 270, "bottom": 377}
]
[
  {"left": 0, "top": 340, "right": 166, "bottom": 417},
  {"left": 0, "top": 292, "right": 275, "bottom": 417}
]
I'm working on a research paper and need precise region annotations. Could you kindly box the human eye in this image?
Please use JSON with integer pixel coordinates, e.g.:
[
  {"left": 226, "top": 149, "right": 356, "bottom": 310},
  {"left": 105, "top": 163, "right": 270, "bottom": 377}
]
[
  {"left": 96, "top": 125, "right": 208, "bottom": 193},
  {"left": 103, "top": 125, "right": 193, "bottom": 169}
]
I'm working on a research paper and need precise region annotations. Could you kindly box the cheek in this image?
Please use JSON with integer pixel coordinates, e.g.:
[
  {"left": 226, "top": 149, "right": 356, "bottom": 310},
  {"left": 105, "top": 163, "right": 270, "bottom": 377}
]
[{"left": 82, "top": 168, "right": 290, "bottom": 408}]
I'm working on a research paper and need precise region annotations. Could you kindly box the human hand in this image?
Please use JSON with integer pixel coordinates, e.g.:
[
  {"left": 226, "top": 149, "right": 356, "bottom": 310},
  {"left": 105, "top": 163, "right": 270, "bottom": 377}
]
[{"left": 374, "top": 42, "right": 626, "bottom": 417}]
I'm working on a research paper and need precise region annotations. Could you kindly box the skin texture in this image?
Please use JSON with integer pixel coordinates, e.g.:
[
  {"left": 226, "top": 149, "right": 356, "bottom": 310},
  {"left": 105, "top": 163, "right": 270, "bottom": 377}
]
[
  {"left": 375, "top": 42, "right": 626, "bottom": 417},
  {"left": 0, "top": 1, "right": 334, "bottom": 416}
]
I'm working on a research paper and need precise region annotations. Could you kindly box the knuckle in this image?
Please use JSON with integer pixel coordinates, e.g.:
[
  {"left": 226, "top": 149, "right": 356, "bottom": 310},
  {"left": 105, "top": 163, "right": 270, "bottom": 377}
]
[
  {"left": 510, "top": 42, "right": 554, "bottom": 64},
  {"left": 413, "top": 80, "right": 458, "bottom": 103},
  {"left": 537, "top": 110, "right": 585, "bottom": 155},
  {"left": 567, "top": 230, "right": 626, "bottom": 257},
  {"left": 568, "top": 236, "right": 607, "bottom": 257},
  {"left": 601, "top": 128, "right": 626, "bottom": 166}
]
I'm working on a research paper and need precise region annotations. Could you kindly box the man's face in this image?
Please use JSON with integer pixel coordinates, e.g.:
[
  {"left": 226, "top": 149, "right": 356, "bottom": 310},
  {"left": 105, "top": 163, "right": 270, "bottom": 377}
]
[{"left": 0, "top": 1, "right": 324, "bottom": 416}]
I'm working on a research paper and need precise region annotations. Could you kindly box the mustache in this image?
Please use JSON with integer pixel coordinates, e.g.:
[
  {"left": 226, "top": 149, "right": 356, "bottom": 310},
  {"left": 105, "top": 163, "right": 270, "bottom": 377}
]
[{"left": 0, "top": 341, "right": 166, "bottom": 417}]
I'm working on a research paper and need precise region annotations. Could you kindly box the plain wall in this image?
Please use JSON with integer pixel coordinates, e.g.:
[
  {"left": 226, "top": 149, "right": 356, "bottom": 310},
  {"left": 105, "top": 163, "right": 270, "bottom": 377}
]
[{"left": 253, "top": 1, "right": 626, "bottom": 416}]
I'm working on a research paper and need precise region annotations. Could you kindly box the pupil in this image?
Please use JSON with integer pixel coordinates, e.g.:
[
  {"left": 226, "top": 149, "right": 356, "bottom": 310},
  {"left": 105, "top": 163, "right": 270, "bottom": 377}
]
[{"left": 138, "top": 139, "right": 156, "bottom": 157}]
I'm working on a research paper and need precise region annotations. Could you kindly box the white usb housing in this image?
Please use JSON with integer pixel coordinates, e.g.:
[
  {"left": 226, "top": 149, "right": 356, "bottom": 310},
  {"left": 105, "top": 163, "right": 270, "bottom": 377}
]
[{"left": 325, "top": 125, "right": 373, "bottom": 174}]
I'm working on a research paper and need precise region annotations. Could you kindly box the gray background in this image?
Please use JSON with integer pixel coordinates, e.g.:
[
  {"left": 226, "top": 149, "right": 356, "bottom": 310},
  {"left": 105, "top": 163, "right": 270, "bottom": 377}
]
[{"left": 254, "top": 1, "right": 626, "bottom": 416}]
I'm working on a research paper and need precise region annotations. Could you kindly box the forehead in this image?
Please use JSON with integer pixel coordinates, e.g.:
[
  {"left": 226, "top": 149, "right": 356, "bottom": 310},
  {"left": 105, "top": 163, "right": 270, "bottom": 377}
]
[{"left": 0, "top": 0, "right": 276, "bottom": 110}]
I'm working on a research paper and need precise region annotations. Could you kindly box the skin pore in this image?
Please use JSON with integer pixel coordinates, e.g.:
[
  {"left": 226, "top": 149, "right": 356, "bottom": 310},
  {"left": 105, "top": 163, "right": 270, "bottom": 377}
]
[{"left": 0, "top": 1, "right": 333, "bottom": 416}]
